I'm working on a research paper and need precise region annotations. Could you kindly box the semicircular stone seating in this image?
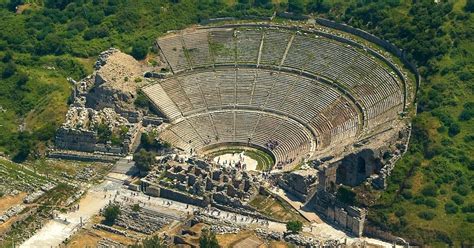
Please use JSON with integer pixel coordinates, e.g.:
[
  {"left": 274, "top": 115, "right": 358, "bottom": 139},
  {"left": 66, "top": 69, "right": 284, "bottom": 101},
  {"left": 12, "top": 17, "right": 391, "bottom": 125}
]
[{"left": 143, "top": 26, "right": 405, "bottom": 168}]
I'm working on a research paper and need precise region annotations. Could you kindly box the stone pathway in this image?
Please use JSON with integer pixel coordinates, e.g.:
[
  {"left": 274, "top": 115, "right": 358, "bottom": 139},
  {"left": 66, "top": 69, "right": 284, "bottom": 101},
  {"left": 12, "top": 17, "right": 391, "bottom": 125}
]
[{"left": 20, "top": 180, "right": 121, "bottom": 248}]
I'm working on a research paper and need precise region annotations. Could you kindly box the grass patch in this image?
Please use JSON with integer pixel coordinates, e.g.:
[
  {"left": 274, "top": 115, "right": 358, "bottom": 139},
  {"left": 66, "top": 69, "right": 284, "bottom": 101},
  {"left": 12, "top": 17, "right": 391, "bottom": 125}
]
[{"left": 249, "top": 193, "right": 307, "bottom": 223}]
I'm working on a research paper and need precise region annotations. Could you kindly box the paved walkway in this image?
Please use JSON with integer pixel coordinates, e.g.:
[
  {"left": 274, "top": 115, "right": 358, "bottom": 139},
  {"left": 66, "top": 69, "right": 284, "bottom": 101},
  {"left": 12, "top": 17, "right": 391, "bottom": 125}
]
[
  {"left": 20, "top": 180, "right": 121, "bottom": 248},
  {"left": 21, "top": 158, "right": 137, "bottom": 247}
]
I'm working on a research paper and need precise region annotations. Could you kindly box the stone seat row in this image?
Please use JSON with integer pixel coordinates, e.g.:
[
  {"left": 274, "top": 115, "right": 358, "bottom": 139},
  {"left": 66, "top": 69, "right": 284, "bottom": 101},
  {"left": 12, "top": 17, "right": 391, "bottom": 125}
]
[
  {"left": 143, "top": 68, "right": 359, "bottom": 149},
  {"left": 158, "top": 111, "right": 313, "bottom": 167},
  {"left": 156, "top": 27, "right": 403, "bottom": 128}
]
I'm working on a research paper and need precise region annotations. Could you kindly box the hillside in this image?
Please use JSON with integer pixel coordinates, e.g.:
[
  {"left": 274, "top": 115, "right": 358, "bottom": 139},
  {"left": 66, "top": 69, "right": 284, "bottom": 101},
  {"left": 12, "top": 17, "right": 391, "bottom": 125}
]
[{"left": 0, "top": 0, "right": 472, "bottom": 246}]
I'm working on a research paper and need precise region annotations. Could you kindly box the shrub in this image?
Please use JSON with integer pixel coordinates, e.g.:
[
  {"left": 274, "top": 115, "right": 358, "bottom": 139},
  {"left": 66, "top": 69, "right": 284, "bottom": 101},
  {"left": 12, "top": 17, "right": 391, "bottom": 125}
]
[
  {"left": 451, "top": 194, "right": 464, "bottom": 205},
  {"left": 421, "top": 184, "right": 438, "bottom": 197},
  {"left": 414, "top": 196, "right": 425, "bottom": 205},
  {"left": 461, "top": 203, "right": 474, "bottom": 213},
  {"left": 96, "top": 124, "right": 112, "bottom": 144},
  {"left": 134, "top": 92, "right": 150, "bottom": 109},
  {"left": 286, "top": 220, "right": 303, "bottom": 233},
  {"left": 418, "top": 211, "right": 436, "bottom": 220},
  {"left": 448, "top": 123, "right": 461, "bottom": 137},
  {"left": 444, "top": 202, "right": 458, "bottom": 214},
  {"left": 466, "top": 0, "right": 474, "bottom": 12},
  {"left": 467, "top": 214, "right": 474, "bottom": 223},
  {"left": 199, "top": 229, "right": 219, "bottom": 248},
  {"left": 465, "top": 134, "right": 474, "bottom": 143},
  {"left": 395, "top": 208, "right": 406, "bottom": 217},
  {"left": 336, "top": 186, "right": 356, "bottom": 205},
  {"left": 2, "top": 62, "right": 16, "bottom": 78},
  {"left": 457, "top": 185, "right": 470, "bottom": 196},
  {"left": 401, "top": 189, "right": 413, "bottom": 199},
  {"left": 424, "top": 198, "right": 438, "bottom": 208},
  {"left": 131, "top": 40, "right": 148, "bottom": 60}
]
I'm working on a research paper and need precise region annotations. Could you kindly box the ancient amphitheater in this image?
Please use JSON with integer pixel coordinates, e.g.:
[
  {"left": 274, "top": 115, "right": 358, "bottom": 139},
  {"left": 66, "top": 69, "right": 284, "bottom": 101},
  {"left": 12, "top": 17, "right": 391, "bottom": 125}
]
[
  {"left": 39, "top": 22, "right": 417, "bottom": 245},
  {"left": 142, "top": 24, "right": 411, "bottom": 169}
]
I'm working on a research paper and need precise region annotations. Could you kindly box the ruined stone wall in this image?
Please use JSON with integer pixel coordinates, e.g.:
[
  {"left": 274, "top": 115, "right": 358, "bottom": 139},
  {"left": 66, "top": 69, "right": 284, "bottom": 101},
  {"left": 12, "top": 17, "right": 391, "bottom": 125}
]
[
  {"left": 312, "top": 190, "right": 366, "bottom": 237},
  {"left": 47, "top": 150, "right": 120, "bottom": 162},
  {"left": 144, "top": 183, "right": 209, "bottom": 207},
  {"left": 335, "top": 148, "right": 384, "bottom": 187},
  {"left": 142, "top": 116, "right": 163, "bottom": 126},
  {"left": 55, "top": 128, "right": 97, "bottom": 152},
  {"left": 277, "top": 169, "right": 318, "bottom": 201}
]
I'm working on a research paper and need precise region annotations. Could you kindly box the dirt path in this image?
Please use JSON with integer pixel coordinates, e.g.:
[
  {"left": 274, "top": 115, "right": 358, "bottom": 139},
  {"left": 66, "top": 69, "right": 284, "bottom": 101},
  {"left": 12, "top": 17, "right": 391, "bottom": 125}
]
[{"left": 0, "top": 192, "right": 26, "bottom": 213}]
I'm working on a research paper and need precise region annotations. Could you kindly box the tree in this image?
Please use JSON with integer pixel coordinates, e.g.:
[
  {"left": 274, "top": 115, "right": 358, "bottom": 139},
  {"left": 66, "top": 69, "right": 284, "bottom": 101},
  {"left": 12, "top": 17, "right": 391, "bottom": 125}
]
[
  {"left": 131, "top": 40, "right": 148, "bottom": 60},
  {"left": 307, "top": 0, "right": 329, "bottom": 13},
  {"left": 133, "top": 149, "right": 156, "bottom": 172},
  {"left": 96, "top": 123, "right": 112, "bottom": 144},
  {"left": 103, "top": 204, "right": 120, "bottom": 225},
  {"left": 2, "top": 63, "right": 16, "bottom": 78},
  {"left": 421, "top": 184, "right": 438, "bottom": 197},
  {"left": 465, "top": 0, "right": 474, "bottom": 12},
  {"left": 286, "top": 220, "right": 303, "bottom": 233},
  {"left": 418, "top": 210, "right": 436, "bottom": 220},
  {"left": 199, "top": 228, "right": 219, "bottom": 248},
  {"left": 254, "top": 0, "right": 271, "bottom": 8},
  {"left": 132, "top": 203, "right": 140, "bottom": 212},
  {"left": 445, "top": 202, "right": 458, "bottom": 214},
  {"left": 288, "top": 0, "right": 305, "bottom": 15},
  {"left": 448, "top": 123, "right": 460, "bottom": 137}
]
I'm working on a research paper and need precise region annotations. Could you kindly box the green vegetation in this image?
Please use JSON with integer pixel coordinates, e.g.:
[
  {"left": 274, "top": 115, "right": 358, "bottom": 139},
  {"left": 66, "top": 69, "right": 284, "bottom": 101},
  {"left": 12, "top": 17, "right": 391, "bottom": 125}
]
[
  {"left": 286, "top": 220, "right": 303, "bottom": 233},
  {"left": 249, "top": 192, "right": 307, "bottom": 223},
  {"left": 336, "top": 186, "right": 356, "bottom": 205},
  {"left": 103, "top": 204, "right": 121, "bottom": 225},
  {"left": 132, "top": 203, "right": 141, "bottom": 212},
  {"left": 140, "top": 131, "right": 170, "bottom": 152},
  {"left": 133, "top": 149, "right": 157, "bottom": 172},
  {"left": 199, "top": 228, "right": 220, "bottom": 248}
]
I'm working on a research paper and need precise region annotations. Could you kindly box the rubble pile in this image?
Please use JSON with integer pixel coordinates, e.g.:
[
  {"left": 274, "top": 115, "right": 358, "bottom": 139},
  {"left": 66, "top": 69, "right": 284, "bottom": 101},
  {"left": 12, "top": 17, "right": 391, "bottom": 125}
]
[
  {"left": 23, "top": 183, "right": 56, "bottom": 204},
  {"left": 97, "top": 238, "right": 127, "bottom": 248},
  {"left": 114, "top": 206, "right": 170, "bottom": 234},
  {"left": 55, "top": 48, "right": 145, "bottom": 158},
  {"left": 255, "top": 228, "right": 283, "bottom": 241},
  {"left": 209, "top": 225, "right": 240, "bottom": 234},
  {"left": 0, "top": 205, "right": 27, "bottom": 224},
  {"left": 284, "top": 233, "right": 321, "bottom": 247},
  {"left": 55, "top": 107, "right": 140, "bottom": 155},
  {"left": 93, "top": 224, "right": 127, "bottom": 236},
  {"left": 75, "top": 167, "right": 95, "bottom": 181}
]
